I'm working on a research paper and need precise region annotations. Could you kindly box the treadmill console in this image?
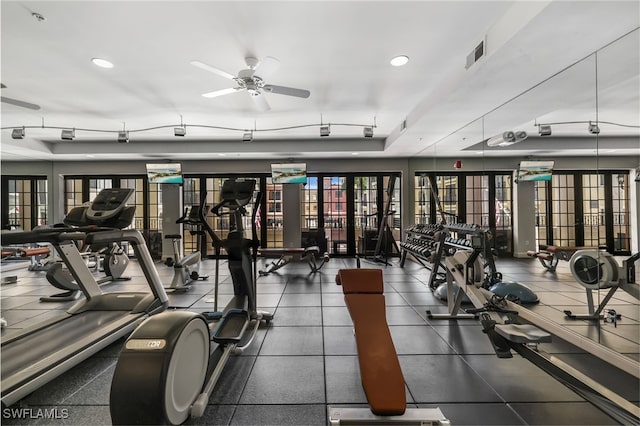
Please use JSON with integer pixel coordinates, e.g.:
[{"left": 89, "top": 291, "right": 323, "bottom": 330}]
[{"left": 86, "top": 188, "right": 134, "bottom": 221}]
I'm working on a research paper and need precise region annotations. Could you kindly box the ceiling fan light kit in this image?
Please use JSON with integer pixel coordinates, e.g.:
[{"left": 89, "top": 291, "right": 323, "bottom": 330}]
[{"left": 192, "top": 56, "right": 310, "bottom": 112}]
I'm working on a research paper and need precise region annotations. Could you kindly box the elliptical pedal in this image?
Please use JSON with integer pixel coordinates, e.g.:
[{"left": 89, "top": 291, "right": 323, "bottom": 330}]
[{"left": 211, "top": 309, "right": 250, "bottom": 344}]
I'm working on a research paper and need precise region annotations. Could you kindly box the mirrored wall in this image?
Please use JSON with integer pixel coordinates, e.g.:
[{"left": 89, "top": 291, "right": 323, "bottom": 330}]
[{"left": 410, "top": 27, "right": 639, "bottom": 379}]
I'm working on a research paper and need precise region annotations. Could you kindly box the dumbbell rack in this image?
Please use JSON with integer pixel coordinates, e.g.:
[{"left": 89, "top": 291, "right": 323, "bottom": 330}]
[
  {"left": 400, "top": 223, "right": 480, "bottom": 290},
  {"left": 401, "top": 223, "right": 497, "bottom": 291},
  {"left": 399, "top": 224, "right": 443, "bottom": 268}
]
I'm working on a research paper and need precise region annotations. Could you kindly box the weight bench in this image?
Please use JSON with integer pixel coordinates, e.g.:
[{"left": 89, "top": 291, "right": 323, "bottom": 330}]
[
  {"left": 527, "top": 245, "right": 592, "bottom": 272},
  {"left": 330, "top": 268, "right": 449, "bottom": 425},
  {"left": 2, "top": 245, "right": 52, "bottom": 272},
  {"left": 1, "top": 246, "right": 50, "bottom": 259},
  {"left": 258, "top": 246, "right": 329, "bottom": 276}
]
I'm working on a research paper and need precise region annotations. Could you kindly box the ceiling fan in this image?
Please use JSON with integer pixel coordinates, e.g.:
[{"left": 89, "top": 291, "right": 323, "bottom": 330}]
[
  {"left": 1, "top": 83, "right": 41, "bottom": 110},
  {"left": 190, "top": 56, "right": 310, "bottom": 112}
]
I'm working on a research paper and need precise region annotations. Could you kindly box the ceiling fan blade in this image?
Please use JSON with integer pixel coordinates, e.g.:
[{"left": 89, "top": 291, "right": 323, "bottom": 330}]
[
  {"left": 190, "top": 60, "right": 236, "bottom": 80},
  {"left": 263, "top": 85, "right": 310, "bottom": 98},
  {"left": 201, "top": 87, "right": 240, "bottom": 98},
  {"left": 253, "top": 56, "right": 280, "bottom": 80},
  {"left": 1, "top": 96, "right": 41, "bottom": 110},
  {"left": 251, "top": 93, "right": 270, "bottom": 112}
]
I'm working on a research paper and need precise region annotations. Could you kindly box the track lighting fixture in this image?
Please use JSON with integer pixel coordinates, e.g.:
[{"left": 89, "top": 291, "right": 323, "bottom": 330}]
[
  {"left": 4, "top": 119, "right": 384, "bottom": 141},
  {"left": 588, "top": 121, "right": 600, "bottom": 134},
  {"left": 514, "top": 130, "right": 528, "bottom": 143},
  {"left": 538, "top": 125, "right": 552, "bottom": 136},
  {"left": 61, "top": 129, "right": 75, "bottom": 140},
  {"left": 486, "top": 131, "right": 515, "bottom": 147},
  {"left": 117, "top": 131, "right": 129, "bottom": 143},
  {"left": 11, "top": 127, "right": 25, "bottom": 139},
  {"left": 486, "top": 130, "right": 528, "bottom": 147}
]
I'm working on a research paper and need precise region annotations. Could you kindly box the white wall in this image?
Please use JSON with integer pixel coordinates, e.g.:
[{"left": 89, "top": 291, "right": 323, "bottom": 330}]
[
  {"left": 0, "top": 158, "right": 411, "bottom": 224},
  {"left": 2, "top": 156, "right": 637, "bottom": 254}
]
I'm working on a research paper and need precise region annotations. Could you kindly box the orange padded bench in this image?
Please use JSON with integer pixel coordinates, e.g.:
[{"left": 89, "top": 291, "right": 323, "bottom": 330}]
[
  {"left": 336, "top": 268, "right": 406, "bottom": 416},
  {"left": 1, "top": 246, "right": 51, "bottom": 259}
]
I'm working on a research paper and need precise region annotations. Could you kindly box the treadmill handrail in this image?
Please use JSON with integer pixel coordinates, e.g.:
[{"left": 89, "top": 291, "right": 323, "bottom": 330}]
[
  {"left": 1, "top": 229, "right": 88, "bottom": 245},
  {"left": 85, "top": 228, "right": 145, "bottom": 246}
]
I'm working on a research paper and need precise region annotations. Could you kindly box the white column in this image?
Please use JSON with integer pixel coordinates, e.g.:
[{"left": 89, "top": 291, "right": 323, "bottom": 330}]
[
  {"left": 161, "top": 184, "right": 183, "bottom": 259},
  {"left": 282, "top": 184, "right": 302, "bottom": 248},
  {"left": 513, "top": 172, "right": 537, "bottom": 257}
]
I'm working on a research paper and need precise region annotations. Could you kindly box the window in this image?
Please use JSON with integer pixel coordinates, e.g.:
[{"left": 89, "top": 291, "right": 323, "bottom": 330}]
[
  {"left": 2, "top": 177, "right": 48, "bottom": 231},
  {"left": 268, "top": 202, "right": 282, "bottom": 213}
]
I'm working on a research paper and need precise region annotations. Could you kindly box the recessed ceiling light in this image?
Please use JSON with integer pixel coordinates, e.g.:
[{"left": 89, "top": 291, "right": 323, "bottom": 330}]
[
  {"left": 390, "top": 55, "right": 409, "bottom": 67},
  {"left": 91, "top": 58, "right": 114, "bottom": 68}
]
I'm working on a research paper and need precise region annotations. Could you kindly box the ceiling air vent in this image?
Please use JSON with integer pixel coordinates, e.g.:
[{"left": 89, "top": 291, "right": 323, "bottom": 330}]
[{"left": 465, "top": 39, "right": 485, "bottom": 69}]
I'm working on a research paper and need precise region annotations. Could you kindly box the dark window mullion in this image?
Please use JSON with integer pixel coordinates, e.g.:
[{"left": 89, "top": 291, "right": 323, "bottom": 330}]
[
  {"left": 458, "top": 173, "right": 466, "bottom": 223},
  {"left": 574, "top": 172, "right": 585, "bottom": 246},
  {"left": 346, "top": 175, "right": 356, "bottom": 256},
  {"left": 603, "top": 173, "right": 615, "bottom": 253}
]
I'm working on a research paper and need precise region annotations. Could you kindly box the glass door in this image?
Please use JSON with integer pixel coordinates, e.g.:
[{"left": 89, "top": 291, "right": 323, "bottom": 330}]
[
  {"left": 323, "top": 176, "right": 348, "bottom": 255},
  {"left": 611, "top": 174, "right": 631, "bottom": 253},
  {"left": 551, "top": 174, "right": 577, "bottom": 247},
  {"left": 353, "top": 175, "right": 378, "bottom": 256},
  {"left": 581, "top": 173, "right": 605, "bottom": 249},
  {"left": 533, "top": 171, "right": 630, "bottom": 254}
]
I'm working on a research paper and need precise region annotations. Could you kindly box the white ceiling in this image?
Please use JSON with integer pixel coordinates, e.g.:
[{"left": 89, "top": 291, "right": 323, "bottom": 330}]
[{"left": 1, "top": 0, "right": 639, "bottom": 162}]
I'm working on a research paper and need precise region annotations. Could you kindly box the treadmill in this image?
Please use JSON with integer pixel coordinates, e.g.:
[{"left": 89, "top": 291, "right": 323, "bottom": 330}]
[{"left": 1, "top": 188, "right": 169, "bottom": 407}]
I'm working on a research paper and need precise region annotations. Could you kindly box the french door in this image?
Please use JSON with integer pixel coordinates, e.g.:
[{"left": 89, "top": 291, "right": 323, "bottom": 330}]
[{"left": 534, "top": 171, "right": 630, "bottom": 255}]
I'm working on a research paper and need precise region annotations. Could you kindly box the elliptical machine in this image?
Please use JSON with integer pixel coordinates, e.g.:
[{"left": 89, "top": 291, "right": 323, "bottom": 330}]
[
  {"left": 110, "top": 179, "right": 273, "bottom": 425},
  {"left": 164, "top": 205, "right": 208, "bottom": 292}
]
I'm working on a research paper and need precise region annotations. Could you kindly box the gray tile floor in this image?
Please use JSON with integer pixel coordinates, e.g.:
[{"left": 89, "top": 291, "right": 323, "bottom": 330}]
[{"left": 1, "top": 254, "right": 639, "bottom": 425}]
